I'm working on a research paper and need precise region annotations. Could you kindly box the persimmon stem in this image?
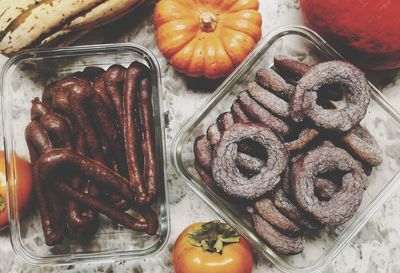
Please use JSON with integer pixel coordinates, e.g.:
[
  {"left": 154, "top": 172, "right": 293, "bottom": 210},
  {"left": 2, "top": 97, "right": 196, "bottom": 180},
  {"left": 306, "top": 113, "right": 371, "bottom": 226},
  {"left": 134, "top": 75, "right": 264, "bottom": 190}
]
[
  {"left": 185, "top": 220, "right": 240, "bottom": 253},
  {"left": 199, "top": 11, "right": 218, "bottom": 32}
]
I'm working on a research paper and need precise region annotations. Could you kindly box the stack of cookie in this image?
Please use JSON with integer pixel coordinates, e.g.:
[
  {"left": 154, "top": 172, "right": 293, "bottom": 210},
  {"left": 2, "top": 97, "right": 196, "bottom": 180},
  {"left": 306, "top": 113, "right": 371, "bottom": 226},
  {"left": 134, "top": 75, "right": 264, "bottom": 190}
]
[{"left": 193, "top": 56, "right": 382, "bottom": 255}]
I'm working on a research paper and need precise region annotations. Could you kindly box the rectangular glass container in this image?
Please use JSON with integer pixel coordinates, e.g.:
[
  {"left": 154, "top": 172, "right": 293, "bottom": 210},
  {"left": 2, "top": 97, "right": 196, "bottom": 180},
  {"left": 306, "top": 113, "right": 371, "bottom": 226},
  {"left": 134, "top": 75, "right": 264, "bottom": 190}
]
[
  {"left": 1, "top": 43, "right": 170, "bottom": 265},
  {"left": 172, "top": 26, "right": 400, "bottom": 273}
]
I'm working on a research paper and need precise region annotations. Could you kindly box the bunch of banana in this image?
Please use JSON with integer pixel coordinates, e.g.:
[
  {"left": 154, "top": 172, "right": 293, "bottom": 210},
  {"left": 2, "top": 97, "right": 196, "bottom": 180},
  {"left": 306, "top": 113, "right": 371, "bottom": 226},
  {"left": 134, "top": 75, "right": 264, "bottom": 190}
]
[{"left": 0, "top": 0, "right": 143, "bottom": 55}]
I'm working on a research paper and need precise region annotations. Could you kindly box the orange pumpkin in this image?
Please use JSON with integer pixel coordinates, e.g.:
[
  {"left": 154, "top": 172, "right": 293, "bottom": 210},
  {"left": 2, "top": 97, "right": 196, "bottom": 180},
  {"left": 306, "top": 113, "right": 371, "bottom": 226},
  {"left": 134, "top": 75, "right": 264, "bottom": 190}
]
[{"left": 153, "top": 0, "right": 262, "bottom": 79}]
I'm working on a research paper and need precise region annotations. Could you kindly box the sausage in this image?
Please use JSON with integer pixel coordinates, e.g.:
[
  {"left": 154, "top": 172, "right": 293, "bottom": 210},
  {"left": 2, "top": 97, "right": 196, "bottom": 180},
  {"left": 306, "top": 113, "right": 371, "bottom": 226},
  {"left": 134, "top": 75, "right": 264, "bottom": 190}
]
[
  {"left": 39, "top": 113, "right": 72, "bottom": 148},
  {"left": 93, "top": 75, "right": 115, "bottom": 116},
  {"left": 52, "top": 90, "right": 72, "bottom": 116},
  {"left": 94, "top": 123, "right": 130, "bottom": 211},
  {"left": 89, "top": 93, "right": 128, "bottom": 178},
  {"left": 87, "top": 87, "right": 130, "bottom": 209},
  {"left": 29, "top": 63, "right": 163, "bottom": 242},
  {"left": 42, "top": 77, "right": 80, "bottom": 108},
  {"left": 51, "top": 77, "right": 129, "bottom": 210},
  {"left": 25, "top": 121, "right": 53, "bottom": 162},
  {"left": 35, "top": 149, "right": 135, "bottom": 201},
  {"left": 103, "top": 65, "right": 126, "bottom": 131},
  {"left": 41, "top": 112, "right": 100, "bottom": 236},
  {"left": 34, "top": 148, "right": 159, "bottom": 235},
  {"left": 82, "top": 67, "right": 105, "bottom": 83},
  {"left": 55, "top": 182, "right": 158, "bottom": 235},
  {"left": 41, "top": 82, "right": 57, "bottom": 107},
  {"left": 25, "top": 121, "right": 64, "bottom": 245},
  {"left": 31, "top": 97, "right": 50, "bottom": 121},
  {"left": 138, "top": 75, "right": 158, "bottom": 204},
  {"left": 67, "top": 77, "right": 104, "bottom": 161},
  {"left": 123, "top": 61, "right": 148, "bottom": 205},
  {"left": 47, "top": 80, "right": 103, "bottom": 231},
  {"left": 67, "top": 129, "right": 99, "bottom": 235}
]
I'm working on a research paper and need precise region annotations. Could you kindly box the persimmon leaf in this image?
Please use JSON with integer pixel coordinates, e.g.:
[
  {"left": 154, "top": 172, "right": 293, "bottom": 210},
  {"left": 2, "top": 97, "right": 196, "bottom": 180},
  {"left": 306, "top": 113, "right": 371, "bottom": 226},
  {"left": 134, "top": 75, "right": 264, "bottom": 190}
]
[{"left": 0, "top": 195, "right": 4, "bottom": 212}]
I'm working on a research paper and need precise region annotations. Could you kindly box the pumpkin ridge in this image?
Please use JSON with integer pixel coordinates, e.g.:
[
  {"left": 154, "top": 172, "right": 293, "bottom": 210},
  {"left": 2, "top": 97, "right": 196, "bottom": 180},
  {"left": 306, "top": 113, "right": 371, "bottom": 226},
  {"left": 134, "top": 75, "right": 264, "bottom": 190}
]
[
  {"left": 168, "top": 0, "right": 201, "bottom": 12},
  {"left": 213, "top": 35, "right": 234, "bottom": 78},
  {"left": 220, "top": 10, "right": 262, "bottom": 26},
  {"left": 156, "top": 19, "right": 198, "bottom": 59},
  {"left": 219, "top": 35, "right": 235, "bottom": 67},
  {"left": 228, "top": 0, "right": 259, "bottom": 12},
  {"left": 154, "top": 1, "right": 196, "bottom": 28},
  {"left": 187, "top": 35, "right": 206, "bottom": 77},
  {"left": 220, "top": 18, "right": 261, "bottom": 41},
  {"left": 155, "top": 17, "right": 198, "bottom": 29},
  {"left": 212, "top": 0, "right": 238, "bottom": 12},
  {"left": 220, "top": 25, "right": 257, "bottom": 43},
  {"left": 220, "top": 28, "right": 256, "bottom": 66},
  {"left": 171, "top": 38, "right": 198, "bottom": 72},
  {"left": 170, "top": 33, "right": 198, "bottom": 62}
]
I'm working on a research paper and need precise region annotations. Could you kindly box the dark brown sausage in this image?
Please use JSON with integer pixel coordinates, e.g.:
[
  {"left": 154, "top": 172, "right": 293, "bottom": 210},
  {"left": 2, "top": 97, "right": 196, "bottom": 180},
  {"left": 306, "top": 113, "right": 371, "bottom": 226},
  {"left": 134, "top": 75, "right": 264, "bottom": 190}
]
[
  {"left": 39, "top": 114, "right": 72, "bottom": 148},
  {"left": 67, "top": 77, "right": 104, "bottom": 161},
  {"left": 93, "top": 75, "right": 115, "bottom": 116},
  {"left": 51, "top": 77, "right": 128, "bottom": 210},
  {"left": 41, "top": 82, "right": 57, "bottom": 107},
  {"left": 35, "top": 148, "right": 135, "bottom": 201},
  {"left": 25, "top": 121, "right": 53, "bottom": 162},
  {"left": 89, "top": 93, "right": 128, "bottom": 177},
  {"left": 123, "top": 61, "right": 148, "bottom": 205},
  {"left": 46, "top": 77, "right": 108, "bottom": 227},
  {"left": 40, "top": 112, "right": 99, "bottom": 236},
  {"left": 138, "top": 76, "right": 158, "bottom": 204},
  {"left": 42, "top": 77, "right": 80, "bottom": 108},
  {"left": 103, "top": 65, "right": 126, "bottom": 131},
  {"left": 34, "top": 148, "right": 159, "bottom": 235},
  {"left": 55, "top": 182, "right": 158, "bottom": 235},
  {"left": 25, "top": 121, "right": 64, "bottom": 245},
  {"left": 31, "top": 97, "right": 51, "bottom": 121},
  {"left": 82, "top": 67, "right": 105, "bottom": 82}
]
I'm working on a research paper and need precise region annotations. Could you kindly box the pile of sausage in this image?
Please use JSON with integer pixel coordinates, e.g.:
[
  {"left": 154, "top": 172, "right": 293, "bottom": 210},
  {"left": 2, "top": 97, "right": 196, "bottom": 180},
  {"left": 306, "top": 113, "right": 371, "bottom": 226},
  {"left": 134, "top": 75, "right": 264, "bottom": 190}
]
[
  {"left": 25, "top": 61, "right": 159, "bottom": 246},
  {"left": 194, "top": 56, "right": 382, "bottom": 255}
]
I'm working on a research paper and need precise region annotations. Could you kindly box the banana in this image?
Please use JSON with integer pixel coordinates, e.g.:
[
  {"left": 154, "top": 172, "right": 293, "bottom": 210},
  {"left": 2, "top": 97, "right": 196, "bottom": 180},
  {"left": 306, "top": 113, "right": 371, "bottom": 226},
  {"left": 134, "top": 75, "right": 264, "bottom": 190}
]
[
  {"left": 60, "top": 0, "right": 143, "bottom": 31},
  {"left": 40, "top": 29, "right": 90, "bottom": 47},
  {"left": 0, "top": 0, "right": 106, "bottom": 54},
  {"left": 40, "top": 29, "right": 72, "bottom": 46},
  {"left": 40, "top": 0, "right": 142, "bottom": 46},
  {"left": 0, "top": 0, "right": 37, "bottom": 32}
]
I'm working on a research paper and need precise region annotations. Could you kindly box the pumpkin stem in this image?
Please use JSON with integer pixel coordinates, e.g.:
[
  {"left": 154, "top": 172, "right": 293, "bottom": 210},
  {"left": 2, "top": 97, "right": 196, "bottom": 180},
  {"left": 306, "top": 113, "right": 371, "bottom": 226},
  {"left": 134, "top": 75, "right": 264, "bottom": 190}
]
[
  {"left": 199, "top": 11, "right": 218, "bottom": 32},
  {"left": 185, "top": 220, "right": 240, "bottom": 253}
]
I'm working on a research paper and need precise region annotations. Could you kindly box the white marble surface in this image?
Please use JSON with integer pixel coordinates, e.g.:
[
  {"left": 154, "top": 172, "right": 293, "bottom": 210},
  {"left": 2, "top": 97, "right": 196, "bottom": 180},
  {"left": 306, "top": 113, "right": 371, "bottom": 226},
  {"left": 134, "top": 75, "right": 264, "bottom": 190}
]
[{"left": 1, "top": 0, "right": 400, "bottom": 272}]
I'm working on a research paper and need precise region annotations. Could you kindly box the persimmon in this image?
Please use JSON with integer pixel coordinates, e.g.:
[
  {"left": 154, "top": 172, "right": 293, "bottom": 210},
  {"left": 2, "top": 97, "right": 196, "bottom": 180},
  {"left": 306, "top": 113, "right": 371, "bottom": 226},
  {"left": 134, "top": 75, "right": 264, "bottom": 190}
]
[
  {"left": 173, "top": 221, "right": 253, "bottom": 273},
  {"left": 0, "top": 151, "right": 33, "bottom": 230}
]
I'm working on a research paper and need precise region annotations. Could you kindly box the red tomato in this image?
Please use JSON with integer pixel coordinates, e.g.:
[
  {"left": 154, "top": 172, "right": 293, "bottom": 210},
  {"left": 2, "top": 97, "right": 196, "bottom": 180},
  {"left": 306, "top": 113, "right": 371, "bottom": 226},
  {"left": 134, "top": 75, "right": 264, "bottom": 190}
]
[
  {"left": 173, "top": 222, "right": 253, "bottom": 273},
  {"left": 0, "top": 151, "right": 34, "bottom": 230}
]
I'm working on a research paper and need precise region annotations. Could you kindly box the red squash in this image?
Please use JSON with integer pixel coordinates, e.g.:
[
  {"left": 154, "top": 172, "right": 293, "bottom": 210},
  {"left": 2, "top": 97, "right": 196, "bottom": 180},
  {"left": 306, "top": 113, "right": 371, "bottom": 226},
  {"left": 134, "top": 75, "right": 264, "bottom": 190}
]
[{"left": 300, "top": 0, "right": 400, "bottom": 70}]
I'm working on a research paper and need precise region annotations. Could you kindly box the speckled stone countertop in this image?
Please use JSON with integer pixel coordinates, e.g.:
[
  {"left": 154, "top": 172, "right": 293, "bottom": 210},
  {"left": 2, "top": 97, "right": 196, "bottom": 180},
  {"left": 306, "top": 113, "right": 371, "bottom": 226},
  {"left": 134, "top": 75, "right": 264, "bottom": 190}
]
[{"left": 1, "top": 1, "right": 400, "bottom": 273}]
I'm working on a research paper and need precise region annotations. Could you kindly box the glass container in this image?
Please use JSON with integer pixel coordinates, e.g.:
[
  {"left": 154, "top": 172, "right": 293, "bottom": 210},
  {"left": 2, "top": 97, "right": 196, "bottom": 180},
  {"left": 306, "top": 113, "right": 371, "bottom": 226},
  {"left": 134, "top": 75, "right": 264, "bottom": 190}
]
[
  {"left": 172, "top": 26, "right": 400, "bottom": 273},
  {"left": 1, "top": 43, "right": 170, "bottom": 265}
]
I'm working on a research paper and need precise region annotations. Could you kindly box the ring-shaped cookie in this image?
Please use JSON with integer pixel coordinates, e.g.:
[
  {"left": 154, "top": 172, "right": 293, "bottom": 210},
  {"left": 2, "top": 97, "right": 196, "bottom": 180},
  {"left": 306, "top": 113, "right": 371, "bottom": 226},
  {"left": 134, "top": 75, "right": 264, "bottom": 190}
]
[
  {"left": 290, "top": 61, "right": 370, "bottom": 132},
  {"left": 212, "top": 123, "right": 288, "bottom": 199},
  {"left": 291, "top": 145, "right": 367, "bottom": 225},
  {"left": 342, "top": 125, "right": 382, "bottom": 166}
]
